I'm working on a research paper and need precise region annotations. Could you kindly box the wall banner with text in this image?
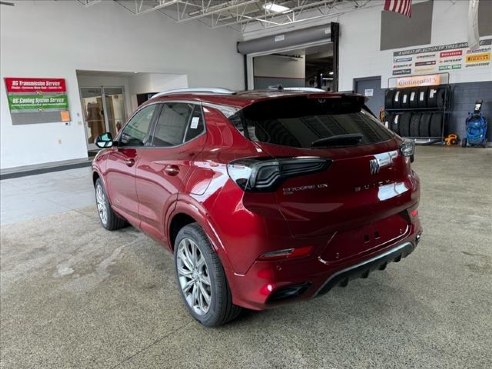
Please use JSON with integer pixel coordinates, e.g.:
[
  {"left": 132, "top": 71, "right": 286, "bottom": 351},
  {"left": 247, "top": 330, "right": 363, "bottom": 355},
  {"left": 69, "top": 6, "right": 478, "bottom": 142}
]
[
  {"left": 392, "top": 39, "right": 491, "bottom": 76},
  {"left": 4, "top": 77, "right": 70, "bottom": 125}
]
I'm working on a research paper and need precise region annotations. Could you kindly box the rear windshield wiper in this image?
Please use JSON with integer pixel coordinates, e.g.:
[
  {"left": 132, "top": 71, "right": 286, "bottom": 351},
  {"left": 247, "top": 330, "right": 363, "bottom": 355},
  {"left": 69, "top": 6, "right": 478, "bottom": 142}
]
[{"left": 311, "top": 134, "right": 363, "bottom": 147}]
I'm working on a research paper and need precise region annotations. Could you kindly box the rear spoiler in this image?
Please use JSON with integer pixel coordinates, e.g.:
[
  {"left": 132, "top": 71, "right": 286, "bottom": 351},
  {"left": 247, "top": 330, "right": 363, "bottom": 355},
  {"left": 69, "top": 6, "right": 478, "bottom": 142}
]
[{"left": 305, "top": 92, "right": 366, "bottom": 105}]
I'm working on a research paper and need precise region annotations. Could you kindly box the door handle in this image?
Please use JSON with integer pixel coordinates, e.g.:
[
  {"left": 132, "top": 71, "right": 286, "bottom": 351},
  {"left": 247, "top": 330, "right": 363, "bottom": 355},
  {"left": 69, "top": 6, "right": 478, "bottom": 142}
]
[
  {"left": 124, "top": 158, "right": 135, "bottom": 167},
  {"left": 164, "top": 165, "right": 180, "bottom": 176}
]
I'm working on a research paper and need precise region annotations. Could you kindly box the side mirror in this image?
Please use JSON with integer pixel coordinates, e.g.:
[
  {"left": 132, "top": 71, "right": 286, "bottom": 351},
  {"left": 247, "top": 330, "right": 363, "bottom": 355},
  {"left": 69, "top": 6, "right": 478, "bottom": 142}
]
[{"left": 95, "top": 132, "right": 114, "bottom": 148}]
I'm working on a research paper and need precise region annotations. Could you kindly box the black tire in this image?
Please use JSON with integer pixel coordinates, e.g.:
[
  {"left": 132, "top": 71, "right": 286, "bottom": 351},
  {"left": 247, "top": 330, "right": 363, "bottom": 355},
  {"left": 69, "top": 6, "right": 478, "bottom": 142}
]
[
  {"left": 401, "top": 89, "right": 411, "bottom": 109},
  {"left": 417, "top": 87, "right": 428, "bottom": 108},
  {"left": 399, "top": 113, "right": 412, "bottom": 137},
  {"left": 419, "top": 113, "right": 432, "bottom": 137},
  {"left": 391, "top": 114, "right": 400, "bottom": 135},
  {"left": 94, "top": 178, "right": 127, "bottom": 230},
  {"left": 385, "top": 89, "right": 395, "bottom": 109},
  {"left": 409, "top": 113, "right": 421, "bottom": 137},
  {"left": 436, "top": 87, "right": 447, "bottom": 109},
  {"left": 462, "top": 138, "right": 467, "bottom": 147},
  {"left": 174, "top": 223, "right": 242, "bottom": 327},
  {"left": 393, "top": 90, "right": 402, "bottom": 109},
  {"left": 409, "top": 88, "right": 419, "bottom": 109},
  {"left": 430, "top": 113, "right": 443, "bottom": 138},
  {"left": 427, "top": 86, "right": 439, "bottom": 108},
  {"left": 384, "top": 113, "right": 394, "bottom": 130}
]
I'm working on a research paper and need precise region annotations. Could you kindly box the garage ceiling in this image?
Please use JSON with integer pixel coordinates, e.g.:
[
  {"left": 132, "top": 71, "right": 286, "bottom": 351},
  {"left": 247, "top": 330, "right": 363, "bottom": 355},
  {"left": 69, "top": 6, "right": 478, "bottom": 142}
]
[{"left": 75, "top": 0, "right": 373, "bottom": 33}]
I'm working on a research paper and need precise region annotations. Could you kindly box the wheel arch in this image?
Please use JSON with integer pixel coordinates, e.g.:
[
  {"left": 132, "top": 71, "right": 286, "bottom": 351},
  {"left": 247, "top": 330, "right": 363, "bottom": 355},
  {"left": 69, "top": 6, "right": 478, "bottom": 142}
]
[
  {"left": 92, "top": 169, "right": 113, "bottom": 206},
  {"left": 167, "top": 201, "right": 234, "bottom": 275},
  {"left": 92, "top": 171, "right": 100, "bottom": 186},
  {"left": 169, "top": 213, "right": 196, "bottom": 251}
]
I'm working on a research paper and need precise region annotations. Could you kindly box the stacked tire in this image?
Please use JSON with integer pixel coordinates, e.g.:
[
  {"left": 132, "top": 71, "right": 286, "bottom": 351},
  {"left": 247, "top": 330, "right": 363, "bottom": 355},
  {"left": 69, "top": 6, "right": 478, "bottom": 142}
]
[
  {"left": 419, "top": 113, "right": 432, "bottom": 137},
  {"left": 398, "top": 113, "right": 412, "bottom": 137},
  {"left": 384, "top": 86, "right": 449, "bottom": 110},
  {"left": 387, "top": 112, "right": 443, "bottom": 138},
  {"left": 429, "top": 112, "right": 443, "bottom": 137},
  {"left": 384, "top": 85, "right": 449, "bottom": 138}
]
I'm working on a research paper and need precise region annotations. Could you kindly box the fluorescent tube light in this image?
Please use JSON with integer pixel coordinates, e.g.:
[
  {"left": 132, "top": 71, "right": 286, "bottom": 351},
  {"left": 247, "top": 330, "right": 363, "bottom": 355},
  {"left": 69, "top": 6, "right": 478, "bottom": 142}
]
[{"left": 262, "top": 2, "right": 290, "bottom": 13}]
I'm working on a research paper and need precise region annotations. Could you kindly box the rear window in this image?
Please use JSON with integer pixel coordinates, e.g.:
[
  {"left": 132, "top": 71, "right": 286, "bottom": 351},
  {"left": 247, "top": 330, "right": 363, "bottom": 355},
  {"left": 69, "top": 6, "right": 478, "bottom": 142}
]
[{"left": 229, "top": 96, "right": 393, "bottom": 148}]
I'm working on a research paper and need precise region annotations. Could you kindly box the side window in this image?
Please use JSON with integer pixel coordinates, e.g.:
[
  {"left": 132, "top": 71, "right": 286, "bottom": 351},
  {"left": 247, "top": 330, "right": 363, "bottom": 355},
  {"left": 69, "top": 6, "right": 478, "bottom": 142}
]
[
  {"left": 151, "top": 103, "right": 194, "bottom": 147},
  {"left": 184, "top": 105, "right": 205, "bottom": 142},
  {"left": 120, "top": 105, "right": 156, "bottom": 147}
]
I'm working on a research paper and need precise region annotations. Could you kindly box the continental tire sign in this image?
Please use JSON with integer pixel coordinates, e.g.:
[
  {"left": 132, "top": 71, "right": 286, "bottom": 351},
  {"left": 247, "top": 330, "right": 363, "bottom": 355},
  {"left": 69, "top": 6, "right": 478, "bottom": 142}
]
[{"left": 396, "top": 75, "right": 441, "bottom": 88}]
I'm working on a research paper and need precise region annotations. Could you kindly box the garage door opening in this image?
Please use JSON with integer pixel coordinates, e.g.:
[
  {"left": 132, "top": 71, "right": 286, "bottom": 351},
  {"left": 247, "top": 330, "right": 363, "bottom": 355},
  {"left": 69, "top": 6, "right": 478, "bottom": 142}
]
[
  {"left": 252, "top": 43, "right": 334, "bottom": 91},
  {"left": 238, "top": 23, "right": 339, "bottom": 92}
]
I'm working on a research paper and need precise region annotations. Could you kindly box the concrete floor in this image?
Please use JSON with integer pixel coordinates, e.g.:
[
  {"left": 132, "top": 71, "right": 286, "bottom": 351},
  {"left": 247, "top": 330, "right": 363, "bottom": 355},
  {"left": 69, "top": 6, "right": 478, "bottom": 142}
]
[
  {"left": 0, "top": 167, "right": 94, "bottom": 225},
  {"left": 1, "top": 146, "right": 491, "bottom": 369}
]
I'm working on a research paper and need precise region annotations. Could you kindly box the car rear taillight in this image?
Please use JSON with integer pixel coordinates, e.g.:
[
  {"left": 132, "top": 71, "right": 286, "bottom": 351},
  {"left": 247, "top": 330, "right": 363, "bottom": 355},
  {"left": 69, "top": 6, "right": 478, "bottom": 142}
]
[
  {"left": 258, "top": 246, "right": 314, "bottom": 261},
  {"left": 227, "top": 157, "right": 330, "bottom": 192},
  {"left": 400, "top": 140, "right": 415, "bottom": 162},
  {"left": 406, "top": 205, "right": 419, "bottom": 223}
]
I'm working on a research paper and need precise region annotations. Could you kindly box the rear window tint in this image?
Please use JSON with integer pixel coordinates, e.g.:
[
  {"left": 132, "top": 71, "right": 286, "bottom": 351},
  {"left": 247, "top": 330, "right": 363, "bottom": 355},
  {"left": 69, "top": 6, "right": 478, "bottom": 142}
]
[{"left": 230, "top": 96, "right": 393, "bottom": 148}]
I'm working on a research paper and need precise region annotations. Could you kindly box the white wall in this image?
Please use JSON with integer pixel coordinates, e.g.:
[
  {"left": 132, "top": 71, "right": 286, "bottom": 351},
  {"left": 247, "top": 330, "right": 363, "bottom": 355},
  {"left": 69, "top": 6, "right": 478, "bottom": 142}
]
[
  {"left": 129, "top": 74, "right": 188, "bottom": 95},
  {"left": 338, "top": 0, "right": 492, "bottom": 90},
  {"left": 0, "top": 1, "right": 243, "bottom": 170},
  {"left": 241, "top": 0, "right": 491, "bottom": 91},
  {"left": 129, "top": 73, "right": 188, "bottom": 111}
]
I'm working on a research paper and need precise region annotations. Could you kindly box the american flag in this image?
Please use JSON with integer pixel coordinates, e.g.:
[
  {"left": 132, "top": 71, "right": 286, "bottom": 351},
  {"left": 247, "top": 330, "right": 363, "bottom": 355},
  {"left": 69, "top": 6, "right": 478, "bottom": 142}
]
[{"left": 384, "top": 0, "right": 412, "bottom": 17}]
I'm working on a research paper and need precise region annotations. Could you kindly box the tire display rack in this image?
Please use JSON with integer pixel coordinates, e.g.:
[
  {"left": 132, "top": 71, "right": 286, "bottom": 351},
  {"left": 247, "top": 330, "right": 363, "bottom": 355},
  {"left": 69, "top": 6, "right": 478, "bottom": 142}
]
[{"left": 384, "top": 74, "right": 452, "bottom": 144}]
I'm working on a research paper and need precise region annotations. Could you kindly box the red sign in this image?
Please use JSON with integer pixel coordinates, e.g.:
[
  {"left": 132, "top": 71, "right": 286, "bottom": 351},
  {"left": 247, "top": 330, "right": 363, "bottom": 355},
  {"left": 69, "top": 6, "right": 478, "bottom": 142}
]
[
  {"left": 4, "top": 78, "right": 66, "bottom": 93},
  {"left": 440, "top": 50, "right": 463, "bottom": 58}
]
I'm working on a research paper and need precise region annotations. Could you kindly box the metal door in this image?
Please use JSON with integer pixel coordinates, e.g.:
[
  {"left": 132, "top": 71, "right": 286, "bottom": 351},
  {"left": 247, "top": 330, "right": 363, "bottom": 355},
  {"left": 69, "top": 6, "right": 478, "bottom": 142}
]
[{"left": 354, "top": 77, "right": 384, "bottom": 117}]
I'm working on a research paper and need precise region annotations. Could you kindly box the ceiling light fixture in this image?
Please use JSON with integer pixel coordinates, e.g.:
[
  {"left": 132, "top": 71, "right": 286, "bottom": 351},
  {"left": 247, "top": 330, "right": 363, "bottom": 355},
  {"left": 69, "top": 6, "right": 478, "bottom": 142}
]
[{"left": 262, "top": 2, "right": 291, "bottom": 13}]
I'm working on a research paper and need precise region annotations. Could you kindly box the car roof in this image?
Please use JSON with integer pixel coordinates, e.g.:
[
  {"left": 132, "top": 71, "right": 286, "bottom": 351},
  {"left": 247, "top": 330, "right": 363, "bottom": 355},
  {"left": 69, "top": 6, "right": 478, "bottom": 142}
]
[{"left": 147, "top": 89, "right": 364, "bottom": 109}]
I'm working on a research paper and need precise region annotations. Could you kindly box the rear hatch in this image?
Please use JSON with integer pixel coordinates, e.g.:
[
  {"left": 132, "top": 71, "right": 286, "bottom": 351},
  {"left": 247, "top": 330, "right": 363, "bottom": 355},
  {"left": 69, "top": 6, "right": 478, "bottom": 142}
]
[{"left": 228, "top": 94, "right": 418, "bottom": 260}]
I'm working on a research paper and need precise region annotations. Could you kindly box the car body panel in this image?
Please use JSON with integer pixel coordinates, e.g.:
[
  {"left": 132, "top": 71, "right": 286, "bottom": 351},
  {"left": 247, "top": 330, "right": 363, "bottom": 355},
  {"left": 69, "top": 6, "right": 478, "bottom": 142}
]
[
  {"left": 103, "top": 147, "right": 140, "bottom": 226},
  {"left": 136, "top": 133, "right": 207, "bottom": 243}
]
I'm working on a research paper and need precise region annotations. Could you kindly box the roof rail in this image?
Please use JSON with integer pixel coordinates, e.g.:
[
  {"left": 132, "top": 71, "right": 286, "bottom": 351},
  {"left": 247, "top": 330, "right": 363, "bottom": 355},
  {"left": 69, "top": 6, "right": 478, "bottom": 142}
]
[
  {"left": 152, "top": 88, "right": 235, "bottom": 99},
  {"left": 267, "top": 85, "right": 326, "bottom": 92},
  {"left": 283, "top": 87, "right": 326, "bottom": 92}
]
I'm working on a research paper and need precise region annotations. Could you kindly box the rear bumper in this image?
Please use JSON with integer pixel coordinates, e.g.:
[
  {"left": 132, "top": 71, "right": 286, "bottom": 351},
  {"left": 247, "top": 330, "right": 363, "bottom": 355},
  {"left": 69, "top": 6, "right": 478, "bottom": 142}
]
[
  {"left": 227, "top": 227, "right": 422, "bottom": 310},
  {"left": 315, "top": 240, "right": 415, "bottom": 296}
]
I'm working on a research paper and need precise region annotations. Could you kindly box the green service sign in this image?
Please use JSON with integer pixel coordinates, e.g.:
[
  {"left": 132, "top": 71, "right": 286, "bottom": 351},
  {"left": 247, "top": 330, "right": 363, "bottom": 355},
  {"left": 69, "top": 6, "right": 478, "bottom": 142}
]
[{"left": 7, "top": 94, "right": 69, "bottom": 111}]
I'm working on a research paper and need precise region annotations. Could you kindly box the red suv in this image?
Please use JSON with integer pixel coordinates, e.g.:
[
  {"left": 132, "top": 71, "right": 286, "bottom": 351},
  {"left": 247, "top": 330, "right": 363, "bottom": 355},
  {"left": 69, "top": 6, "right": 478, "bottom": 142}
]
[{"left": 92, "top": 88, "right": 422, "bottom": 326}]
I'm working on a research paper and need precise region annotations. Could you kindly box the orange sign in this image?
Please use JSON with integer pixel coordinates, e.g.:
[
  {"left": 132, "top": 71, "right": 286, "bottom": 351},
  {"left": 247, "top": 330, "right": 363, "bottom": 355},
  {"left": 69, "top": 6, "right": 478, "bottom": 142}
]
[
  {"left": 60, "top": 111, "right": 70, "bottom": 122},
  {"left": 396, "top": 74, "right": 441, "bottom": 88},
  {"left": 465, "top": 52, "right": 491, "bottom": 63}
]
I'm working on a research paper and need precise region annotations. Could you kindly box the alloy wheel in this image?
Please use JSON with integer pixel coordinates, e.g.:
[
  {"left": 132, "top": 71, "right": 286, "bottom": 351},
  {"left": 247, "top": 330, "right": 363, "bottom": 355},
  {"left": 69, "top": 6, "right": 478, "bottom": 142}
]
[
  {"left": 176, "top": 238, "right": 212, "bottom": 316},
  {"left": 95, "top": 184, "right": 108, "bottom": 225}
]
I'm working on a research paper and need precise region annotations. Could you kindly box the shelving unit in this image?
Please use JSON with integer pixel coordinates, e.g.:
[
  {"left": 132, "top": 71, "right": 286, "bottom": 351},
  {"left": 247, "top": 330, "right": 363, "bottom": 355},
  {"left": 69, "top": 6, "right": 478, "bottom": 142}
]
[{"left": 384, "top": 73, "right": 452, "bottom": 145}]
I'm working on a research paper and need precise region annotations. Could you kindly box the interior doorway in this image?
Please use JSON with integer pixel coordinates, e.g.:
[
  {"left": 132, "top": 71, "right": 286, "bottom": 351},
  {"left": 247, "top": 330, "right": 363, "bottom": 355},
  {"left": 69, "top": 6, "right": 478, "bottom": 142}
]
[
  {"left": 354, "top": 77, "right": 384, "bottom": 116},
  {"left": 80, "top": 87, "right": 126, "bottom": 149}
]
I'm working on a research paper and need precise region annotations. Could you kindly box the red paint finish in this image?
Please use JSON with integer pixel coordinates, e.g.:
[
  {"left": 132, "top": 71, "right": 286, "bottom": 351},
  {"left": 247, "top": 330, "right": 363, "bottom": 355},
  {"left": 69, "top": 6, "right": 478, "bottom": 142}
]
[
  {"left": 104, "top": 148, "right": 140, "bottom": 225},
  {"left": 93, "top": 90, "right": 422, "bottom": 311}
]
